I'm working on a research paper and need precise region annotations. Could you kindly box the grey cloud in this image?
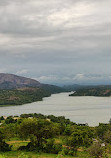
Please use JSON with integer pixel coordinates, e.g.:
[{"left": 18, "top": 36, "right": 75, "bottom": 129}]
[{"left": 0, "top": 0, "right": 111, "bottom": 85}]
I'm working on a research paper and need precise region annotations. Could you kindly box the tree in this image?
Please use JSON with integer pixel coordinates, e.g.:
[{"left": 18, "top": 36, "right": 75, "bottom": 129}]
[
  {"left": 5, "top": 116, "right": 17, "bottom": 124},
  {"left": 0, "top": 116, "right": 4, "bottom": 121},
  {"left": 0, "top": 131, "right": 11, "bottom": 151},
  {"left": 3, "top": 124, "right": 18, "bottom": 140},
  {"left": 64, "top": 129, "right": 93, "bottom": 156},
  {"left": 96, "top": 123, "right": 108, "bottom": 139},
  {"left": 18, "top": 118, "right": 59, "bottom": 150},
  {"left": 64, "top": 125, "right": 72, "bottom": 136},
  {"left": 103, "top": 130, "right": 111, "bottom": 144}
]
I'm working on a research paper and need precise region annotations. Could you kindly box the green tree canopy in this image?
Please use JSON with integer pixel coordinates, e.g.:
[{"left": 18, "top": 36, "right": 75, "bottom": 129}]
[{"left": 19, "top": 118, "right": 59, "bottom": 149}]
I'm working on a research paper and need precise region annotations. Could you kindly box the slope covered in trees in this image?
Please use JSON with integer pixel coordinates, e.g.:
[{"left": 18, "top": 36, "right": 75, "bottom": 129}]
[
  {"left": 0, "top": 73, "right": 66, "bottom": 106},
  {"left": 70, "top": 87, "right": 111, "bottom": 97},
  {"left": 1, "top": 113, "right": 111, "bottom": 157},
  {"left": 0, "top": 88, "right": 51, "bottom": 106}
]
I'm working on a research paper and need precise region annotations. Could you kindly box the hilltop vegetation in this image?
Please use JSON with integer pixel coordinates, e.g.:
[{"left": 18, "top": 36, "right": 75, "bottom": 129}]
[
  {"left": 0, "top": 84, "right": 66, "bottom": 106},
  {"left": 1, "top": 113, "right": 111, "bottom": 157},
  {"left": 70, "top": 87, "right": 111, "bottom": 97},
  {"left": 0, "top": 88, "right": 51, "bottom": 106}
]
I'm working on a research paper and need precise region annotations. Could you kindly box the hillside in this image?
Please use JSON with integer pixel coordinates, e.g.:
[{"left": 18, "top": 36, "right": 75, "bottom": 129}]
[
  {"left": 0, "top": 73, "right": 65, "bottom": 93},
  {"left": 0, "top": 73, "right": 66, "bottom": 106},
  {"left": 0, "top": 73, "right": 41, "bottom": 89},
  {"left": 62, "top": 84, "right": 110, "bottom": 91},
  {"left": 0, "top": 88, "right": 51, "bottom": 106},
  {"left": 63, "top": 84, "right": 87, "bottom": 91},
  {"left": 70, "top": 87, "right": 111, "bottom": 97}
]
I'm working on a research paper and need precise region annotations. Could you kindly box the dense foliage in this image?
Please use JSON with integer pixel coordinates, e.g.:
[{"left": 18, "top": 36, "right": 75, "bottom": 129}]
[
  {"left": 0, "top": 113, "right": 93, "bottom": 156},
  {"left": 1, "top": 113, "right": 111, "bottom": 157},
  {"left": 0, "top": 88, "right": 51, "bottom": 105},
  {"left": 0, "top": 131, "right": 11, "bottom": 152}
]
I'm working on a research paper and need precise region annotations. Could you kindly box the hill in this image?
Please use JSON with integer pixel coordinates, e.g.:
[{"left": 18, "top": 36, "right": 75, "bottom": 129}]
[
  {"left": 0, "top": 88, "right": 51, "bottom": 106},
  {"left": 0, "top": 73, "right": 65, "bottom": 93},
  {"left": 0, "top": 73, "right": 66, "bottom": 106},
  {"left": 70, "top": 86, "right": 111, "bottom": 97},
  {"left": 63, "top": 84, "right": 87, "bottom": 91},
  {"left": 0, "top": 73, "right": 41, "bottom": 89},
  {"left": 62, "top": 84, "right": 108, "bottom": 91}
]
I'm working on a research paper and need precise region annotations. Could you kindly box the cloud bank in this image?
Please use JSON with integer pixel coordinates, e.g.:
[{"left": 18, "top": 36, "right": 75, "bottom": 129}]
[{"left": 0, "top": 0, "right": 111, "bottom": 85}]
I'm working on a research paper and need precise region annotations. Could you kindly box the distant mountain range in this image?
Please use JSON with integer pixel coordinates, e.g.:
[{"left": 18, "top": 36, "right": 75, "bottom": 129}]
[
  {"left": 1, "top": 73, "right": 111, "bottom": 93},
  {"left": 63, "top": 84, "right": 86, "bottom": 91},
  {"left": 63, "top": 84, "right": 111, "bottom": 91}
]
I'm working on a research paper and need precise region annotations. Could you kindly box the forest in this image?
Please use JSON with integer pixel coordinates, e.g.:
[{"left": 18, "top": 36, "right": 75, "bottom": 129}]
[
  {"left": 0, "top": 88, "right": 51, "bottom": 106},
  {"left": 0, "top": 113, "right": 111, "bottom": 158},
  {"left": 70, "top": 87, "right": 111, "bottom": 97}
]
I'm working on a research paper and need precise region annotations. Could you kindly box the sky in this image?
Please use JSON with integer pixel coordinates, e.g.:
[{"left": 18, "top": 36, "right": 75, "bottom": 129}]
[{"left": 0, "top": 0, "right": 111, "bottom": 86}]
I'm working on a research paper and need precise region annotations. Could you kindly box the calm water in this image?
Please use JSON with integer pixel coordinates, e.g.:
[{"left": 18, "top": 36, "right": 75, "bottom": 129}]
[{"left": 0, "top": 92, "right": 111, "bottom": 126}]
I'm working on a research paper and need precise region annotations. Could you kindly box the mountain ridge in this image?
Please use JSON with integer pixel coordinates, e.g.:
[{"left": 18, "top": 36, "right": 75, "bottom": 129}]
[
  {"left": 0, "top": 73, "right": 41, "bottom": 89},
  {"left": 0, "top": 73, "right": 65, "bottom": 94}
]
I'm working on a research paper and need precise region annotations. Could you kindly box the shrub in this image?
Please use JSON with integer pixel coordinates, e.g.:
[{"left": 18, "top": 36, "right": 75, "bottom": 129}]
[
  {"left": 61, "top": 147, "right": 69, "bottom": 155},
  {"left": 61, "top": 147, "right": 77, "bottom": 156},
  {"left": 43, "top": 139, "right": 62, "bottom": 154},
  {"left": 53, "top": 144, "right": 62, "bottom": 154},
  {"left": 103, "top": 130, "right": 111, "bottom": 144},
  {"left": 43, "top": 139, "right": 54, "bottom": 153},
  {"left": 64, "top": 125, "right": 72, "bottom": 136},
  {"left": 0, "top": 131, "right": 11, "bottom": 152},
  {"left": 88, "top": 142, "right": 105, "bottom": 158},
  {"left": 0, "top": 141, "right": 11, "bottom": 152}
]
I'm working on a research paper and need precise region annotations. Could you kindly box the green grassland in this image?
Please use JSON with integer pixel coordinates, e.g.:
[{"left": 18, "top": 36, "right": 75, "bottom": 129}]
[{"left": 0, "top": 151, "right": 90, "bottom": 158}]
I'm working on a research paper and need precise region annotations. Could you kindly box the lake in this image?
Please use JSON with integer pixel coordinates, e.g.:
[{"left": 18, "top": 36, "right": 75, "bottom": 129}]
[{"left": 0, "top": 92, "right": 111, "bottom": 126}]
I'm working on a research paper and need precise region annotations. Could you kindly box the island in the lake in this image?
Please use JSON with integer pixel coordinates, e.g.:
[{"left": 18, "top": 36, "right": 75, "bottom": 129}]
[{"left": 69, "top": 86, "right": 111, "bottom": 97}]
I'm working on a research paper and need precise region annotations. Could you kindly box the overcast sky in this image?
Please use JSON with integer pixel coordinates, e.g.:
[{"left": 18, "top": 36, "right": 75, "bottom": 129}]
[{"left": 0, "top": 0, "right": 111, "bottom": 85}]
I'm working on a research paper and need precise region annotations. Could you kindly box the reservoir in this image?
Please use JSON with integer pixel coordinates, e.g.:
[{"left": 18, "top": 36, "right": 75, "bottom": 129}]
[{"left": 0, "top": 92, "right": 111, "bottom": 126}]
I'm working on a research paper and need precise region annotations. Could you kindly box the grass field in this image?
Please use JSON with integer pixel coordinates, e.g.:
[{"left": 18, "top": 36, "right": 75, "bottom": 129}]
[
  {"left": 0, "top": 139, "right": 90, "bottom": 158},
  {"left": 0, "top": 151, "right": 90, "bottom": 158}
]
